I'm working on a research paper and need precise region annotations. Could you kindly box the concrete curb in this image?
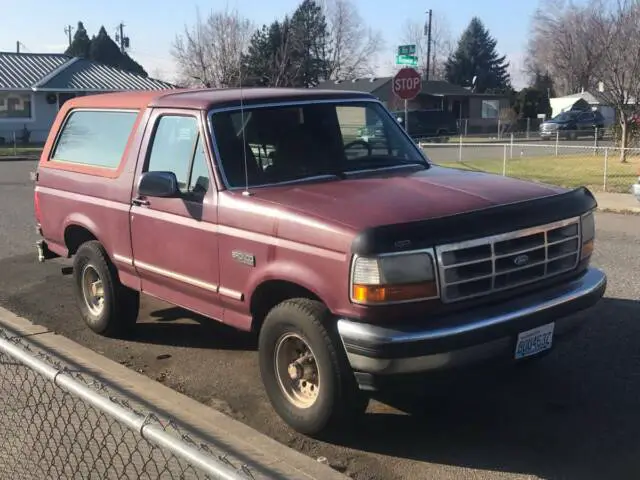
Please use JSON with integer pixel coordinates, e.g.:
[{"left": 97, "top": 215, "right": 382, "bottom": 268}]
[
  {"left": 0, "top": 305, "right": 349, "bottom": 480},
  {"left": 597, "top": 206, "right": 640, "bottom": 215}
]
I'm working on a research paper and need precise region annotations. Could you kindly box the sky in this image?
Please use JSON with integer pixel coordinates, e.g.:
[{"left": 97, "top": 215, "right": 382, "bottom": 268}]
[{"left": 1, "top": 0, "right": 542, "bottom": 89}]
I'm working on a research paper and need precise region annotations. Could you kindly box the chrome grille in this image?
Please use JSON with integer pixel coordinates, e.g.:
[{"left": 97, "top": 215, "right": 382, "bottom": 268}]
[{"left": 435, "top": 217, "right": 581, "bottom": 303}]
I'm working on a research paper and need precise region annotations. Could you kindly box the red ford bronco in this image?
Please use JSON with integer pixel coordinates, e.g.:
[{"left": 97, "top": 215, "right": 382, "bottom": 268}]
[{"left": 34, "top": 88, "right": 607, "bottom": 436}]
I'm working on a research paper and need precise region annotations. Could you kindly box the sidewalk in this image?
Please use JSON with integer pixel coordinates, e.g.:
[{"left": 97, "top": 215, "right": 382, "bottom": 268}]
[
  {"left": 0, "top": 306, "right": 349, "bottom": 480},
  {"left": 594, "top": 192, "right": 640, "bottom": 214}
]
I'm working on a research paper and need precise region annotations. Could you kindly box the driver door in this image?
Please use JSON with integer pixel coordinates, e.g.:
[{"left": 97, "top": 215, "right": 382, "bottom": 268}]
[{"left": 129, "top": 109, "right": 223, "bottom": 321}]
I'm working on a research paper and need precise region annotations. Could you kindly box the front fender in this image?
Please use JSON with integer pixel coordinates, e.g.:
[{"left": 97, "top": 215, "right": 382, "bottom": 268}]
[{"left": 246, "top": 257, "right": 347, "bottom": 313}]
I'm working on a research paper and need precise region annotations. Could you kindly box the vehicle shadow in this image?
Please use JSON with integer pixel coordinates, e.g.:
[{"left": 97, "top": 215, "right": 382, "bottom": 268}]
[
  {"left": 130, "top": 306, "right": 257, "bottom": 352},
  {"left": 329, "top": 297, "right": 640, "bottom": 480}
]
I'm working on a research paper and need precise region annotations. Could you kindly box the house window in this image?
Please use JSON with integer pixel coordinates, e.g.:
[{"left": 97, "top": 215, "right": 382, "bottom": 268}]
[
  {"left": 481, "top": 100, "right": 500, "bottom": 119},
  {"left": 0, "top": 93, "right": 32, "bottom": 119}
]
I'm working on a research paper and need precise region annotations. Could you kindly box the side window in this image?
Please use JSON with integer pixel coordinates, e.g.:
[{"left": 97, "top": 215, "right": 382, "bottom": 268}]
[
  {"left": 146, "top": 115, "right": 211, "bottom": 199},
  {"left": 51, "top": 110, "right": 138, "bottom": 168}
]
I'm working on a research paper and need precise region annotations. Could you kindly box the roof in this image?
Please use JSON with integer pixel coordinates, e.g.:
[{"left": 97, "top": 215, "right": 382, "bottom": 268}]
[
  {"left": 314, "top": 77, "right": 481, "bottom": 97},
  {"left": 0, "top": 52, "right": 175, "bottom": 92},
  {"left": 553, "top": 91, "right": 607, "bottom": 105},
  {"left": 63, "top": 87, "right": 377, "bottom": 111},
  {"left": 0, "top": 52, "right": 69, "bottom": 89}
]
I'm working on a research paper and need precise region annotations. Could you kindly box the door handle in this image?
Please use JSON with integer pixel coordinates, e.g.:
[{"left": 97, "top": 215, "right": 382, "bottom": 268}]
[{"left": 132, "top": 197, "right": 150, "bottom": 207}]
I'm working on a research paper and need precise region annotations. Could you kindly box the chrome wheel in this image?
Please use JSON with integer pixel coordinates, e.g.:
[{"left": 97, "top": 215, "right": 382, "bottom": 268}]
[
  {"left": 274, "top": 333, "right": 320, "bottom": 409},
  {"left": 81, "top": 264, "right": 104, "bottom": 316}
]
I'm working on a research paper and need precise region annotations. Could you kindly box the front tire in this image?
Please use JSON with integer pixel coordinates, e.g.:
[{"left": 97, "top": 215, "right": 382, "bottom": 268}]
[
  {"left": 258, "top": 298, "right": 368, "bottom": 436},
  {"left": 72, "top": 241, "right": 140, "bottom": 337}
]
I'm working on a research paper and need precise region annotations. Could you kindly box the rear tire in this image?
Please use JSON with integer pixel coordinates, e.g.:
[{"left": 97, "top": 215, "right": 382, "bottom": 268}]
[
  {"left": 72, "top": 241, "right": 139, "bottom": 338},
  {"left": 258, "top": 298, "right": 369, "bottom": 436}
]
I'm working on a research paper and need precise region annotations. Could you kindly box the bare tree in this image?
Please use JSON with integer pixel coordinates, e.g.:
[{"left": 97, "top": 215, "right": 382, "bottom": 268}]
[
  {"left": 592, "top": 0, "right": 640, "bottom": 161},
  {"left": 320, "top": 0, "right": 384, "bottom": 79},
  {"left": 171, "top": 7, "right": 254, "bottom": 88},
  {"left": 399, "top": 12, "right": 453, "bottom": 80},
  {"left": 527, "top": 0, "right": 608, "bottom": 95}
]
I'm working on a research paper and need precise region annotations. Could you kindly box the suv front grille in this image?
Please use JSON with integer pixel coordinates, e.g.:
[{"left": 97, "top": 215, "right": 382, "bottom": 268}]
[{"left": 435, "top": 217, "right": 581, "bottom": 303}]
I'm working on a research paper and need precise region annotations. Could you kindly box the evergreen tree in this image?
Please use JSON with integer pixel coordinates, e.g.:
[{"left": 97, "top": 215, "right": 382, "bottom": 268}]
[
  {"left": 89, "top": 26, "right": 147, "bottom": 77},
  {"left": 290, "top": 0, "right": 329, "bottom": 87},
  {"left": 244, "top": 19, "right": 297, "bottom": 87},
  {"left": 445, "top": 17, "right": 510, "bottom": 93},
  {"left": 65, "top": 21, "right": 91, "bottom": 58}
]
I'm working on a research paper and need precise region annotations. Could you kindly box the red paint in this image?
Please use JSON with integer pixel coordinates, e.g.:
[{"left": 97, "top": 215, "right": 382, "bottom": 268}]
[
  {"left": 35, "top": 88, "right": 569, "bottom": 333},
  {"left": 392, "top": 68, "right": 422, "bottom": 100}
]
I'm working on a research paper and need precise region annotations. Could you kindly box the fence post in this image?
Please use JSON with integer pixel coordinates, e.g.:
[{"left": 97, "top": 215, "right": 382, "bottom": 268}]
[
  {"left": 526, "top": 118, "right": 531, "bottom": 139},
  {"left": 12, "top": 131, "right": 17, "bottom": 156},
  {"left": 510, "top": 133, "right": 514, "bottom": 159},
  {"left": 603, "top": 147, "right": 608, "bottom": 192},
  {"left": 594, "top": 128, "right": 598, "bottom": 156},
  {"left": 458, "top": 134, "right": 462, "bottom": 162},
  {"left": 555, "top": 131, "right": 559, "bottom": 157},
  {"left": 464, "top": 119, "right": 468, "bottom": 136},
  {"left": 497, "top": 119, "right": 501, "bottom": 140},
  {"left": 503, "top": 144, "right": 507, "bottom": 176}
]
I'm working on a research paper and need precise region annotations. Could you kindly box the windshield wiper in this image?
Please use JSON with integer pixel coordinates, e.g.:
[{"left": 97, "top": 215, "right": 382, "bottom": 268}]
[{"left": 344, "top": 156, "right": 428, "bottom": 171}]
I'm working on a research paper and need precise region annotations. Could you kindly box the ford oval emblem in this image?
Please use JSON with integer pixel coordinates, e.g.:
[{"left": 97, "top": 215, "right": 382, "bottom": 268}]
[{"left": 513, "top": 254, "right": 529, "bottom": 266}]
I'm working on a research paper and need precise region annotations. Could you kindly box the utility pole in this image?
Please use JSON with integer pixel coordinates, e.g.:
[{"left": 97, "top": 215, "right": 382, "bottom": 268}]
[
  {"left": 425, "top": 9, "right": 433, "bottom": 81},
  {"left": 64, "top": 25, "right": 74, "bottom": 46},
  {"left": 115, "top": 22, "right": 130, "bottom": 53}
]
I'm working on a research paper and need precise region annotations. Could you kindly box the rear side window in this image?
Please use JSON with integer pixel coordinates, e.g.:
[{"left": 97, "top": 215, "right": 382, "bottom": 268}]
[{"left": 51, "top": 109, "right": 138, "bottom": 168}]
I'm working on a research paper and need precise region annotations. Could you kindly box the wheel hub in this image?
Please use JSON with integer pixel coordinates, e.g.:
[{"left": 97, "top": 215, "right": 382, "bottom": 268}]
[{"left": 274, "top": 333, "right": 320, "bottom": 409}]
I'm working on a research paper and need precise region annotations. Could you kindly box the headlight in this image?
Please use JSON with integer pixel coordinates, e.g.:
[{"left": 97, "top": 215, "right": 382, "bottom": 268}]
[
  {"left": 580, "top": 211, "right": 595, "bottom": 260},
  {"left": 350, "top": 252, "right": 438, "bottom": 304}
]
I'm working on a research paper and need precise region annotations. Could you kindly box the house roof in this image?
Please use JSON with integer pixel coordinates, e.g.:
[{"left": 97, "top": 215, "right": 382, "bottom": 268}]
[
  {"left": 0, "top": 52, "right": 69, "bottom": 89},
  {"left": 0, "top": 52, "right": 175, "bottom": 92},
  {"left": 314, "top": 77, "right": 480, "bottom": 97}
]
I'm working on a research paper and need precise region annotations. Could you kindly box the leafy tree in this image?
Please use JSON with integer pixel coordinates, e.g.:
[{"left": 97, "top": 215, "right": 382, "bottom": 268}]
[
  {"left": 445, "top": 17, "right": 511, "bottom": 93},
  {"left": 65, "top": 21, "right": 91, "bottom": 58},
  {"left": 513, "top": 88, "right": 551, "bottom": 118}
]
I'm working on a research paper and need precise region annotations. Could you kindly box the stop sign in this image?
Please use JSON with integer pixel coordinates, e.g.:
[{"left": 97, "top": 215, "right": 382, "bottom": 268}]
[{"left": 392, "top": 68, "right": 422, "bottom": 100}]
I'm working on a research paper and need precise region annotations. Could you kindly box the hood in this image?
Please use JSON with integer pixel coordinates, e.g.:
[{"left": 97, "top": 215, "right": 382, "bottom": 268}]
[{"left": 253, "top": 166, "right": 565, "bottom": 231}]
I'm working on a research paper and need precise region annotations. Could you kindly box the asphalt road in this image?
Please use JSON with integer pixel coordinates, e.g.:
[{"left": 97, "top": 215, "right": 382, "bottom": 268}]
[{"left": 2, "top": 159, "right": 640, "bottom": 480}]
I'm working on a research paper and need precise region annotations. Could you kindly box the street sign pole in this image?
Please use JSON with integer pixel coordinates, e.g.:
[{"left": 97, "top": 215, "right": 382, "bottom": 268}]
[{"left": 404, "top": 99, "right": 408, "bottom": 131}]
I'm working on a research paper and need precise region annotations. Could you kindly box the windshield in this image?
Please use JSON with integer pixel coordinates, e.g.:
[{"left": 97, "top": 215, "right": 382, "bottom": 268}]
[
  {"left": 553, "top": 111, "right": 579, "bottom": 122},
  {"left": 209, "top": 100, "right": 428, "bottom": 188}
]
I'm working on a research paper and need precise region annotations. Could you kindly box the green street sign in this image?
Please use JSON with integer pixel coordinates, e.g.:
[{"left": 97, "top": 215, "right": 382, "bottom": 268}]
[
  {"left": 397, "top": 44, "right": 416, "bottom": 56},
  {"left": 395, "top": 54, "right": 418, "bottom": 66}
]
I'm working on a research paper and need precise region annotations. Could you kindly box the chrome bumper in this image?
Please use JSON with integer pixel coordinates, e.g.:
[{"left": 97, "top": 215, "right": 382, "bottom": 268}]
[{"left": 337, "top": 267, "right": 607, "bottom": 377}]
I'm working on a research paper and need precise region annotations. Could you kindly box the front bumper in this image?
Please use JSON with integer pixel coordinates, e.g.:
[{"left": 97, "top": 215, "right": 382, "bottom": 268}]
[{"left": 337, "top": 267, "right": 606, "bottom": 380}]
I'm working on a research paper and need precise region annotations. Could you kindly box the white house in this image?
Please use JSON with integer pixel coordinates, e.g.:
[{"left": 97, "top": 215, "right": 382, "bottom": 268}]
[
  {"left": 549, "top": 91, "right": 616, "bottom": 127},
  {"left": 0, "top": 52, "right": 175, "bottom": 144}
]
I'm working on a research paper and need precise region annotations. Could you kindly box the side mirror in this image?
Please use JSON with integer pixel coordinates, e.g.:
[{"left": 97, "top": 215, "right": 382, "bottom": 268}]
[{"left": 138, "top": 171, "right": 179, "bottom": 198}]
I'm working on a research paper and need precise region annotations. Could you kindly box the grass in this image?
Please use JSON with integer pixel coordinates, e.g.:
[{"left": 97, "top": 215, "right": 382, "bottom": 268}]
[
  {"left": 436, "top": 153, "right": 640, "bottom": 194},
  {"left": 0, "top": 146, "right": 43, "bottom": 157}
]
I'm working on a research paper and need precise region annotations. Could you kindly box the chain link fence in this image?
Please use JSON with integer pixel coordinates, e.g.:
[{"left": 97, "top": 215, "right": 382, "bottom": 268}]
[
  {"left": 0, "top": 127, "right": 47, "bottom": 158},
  {"left": 422, "top": 142, "right": 640, "bottom": 194},
  {"left": 0, "top": 326, "right": 260, "bottom": 480}
]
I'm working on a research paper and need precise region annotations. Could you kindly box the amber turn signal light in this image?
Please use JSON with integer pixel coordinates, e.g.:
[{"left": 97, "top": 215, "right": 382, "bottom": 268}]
[
  {"left": 581, "top": 239, "right": 594, "bottom": 260},
  {"left": 352, "top": 281, "right": 438, "bottom": 304}
]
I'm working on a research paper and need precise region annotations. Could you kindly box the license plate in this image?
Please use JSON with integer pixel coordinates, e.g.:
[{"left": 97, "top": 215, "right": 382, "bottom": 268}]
[{"left": 515, "top": 322, "right": 555, "bottom": 360}]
